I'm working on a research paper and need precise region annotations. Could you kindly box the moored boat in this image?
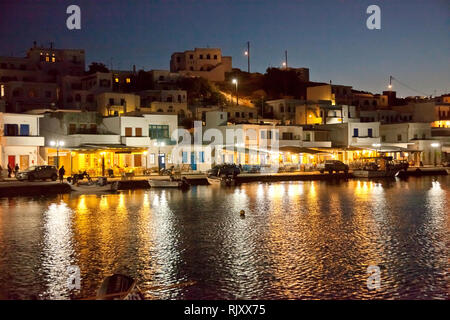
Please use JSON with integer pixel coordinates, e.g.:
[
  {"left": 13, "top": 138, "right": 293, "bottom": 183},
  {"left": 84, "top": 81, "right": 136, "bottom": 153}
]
[
  {"left": 95, "top": 274, "right": 145, "bottom": 300},
  {"left": 149, "top": 177, "right": 190, "bottom": 189},
  {"left": 352, "top": 156, "right": 403, "bottom": 178},
  {"left": 206, "top": 175, "right": 237, "bottom": 186}
]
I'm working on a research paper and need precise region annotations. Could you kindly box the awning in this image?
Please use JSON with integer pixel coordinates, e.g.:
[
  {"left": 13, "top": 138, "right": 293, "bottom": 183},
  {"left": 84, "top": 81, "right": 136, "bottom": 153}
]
[
  {"left": 279, "top": 146, "right": 329, "bottom": 154},
  {"left": 69, "top": 144, "right": 148, "bottom": 153}
]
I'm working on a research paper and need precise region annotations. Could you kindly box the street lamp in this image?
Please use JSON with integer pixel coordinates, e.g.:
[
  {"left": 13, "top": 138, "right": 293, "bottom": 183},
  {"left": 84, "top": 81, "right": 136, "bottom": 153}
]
[
  {"left": 232, "top": 78, "right": 238, "bottom": 106},
  {"left": 431, "top": 143, "right": 440, "bottom": 166},
  {"left": 372, "top": 143, "right": 381, "bottom": 157},
  {"left": 143, "top": 151, "right": 148, "bottom": 172},
  {"left": 50, "top": 140, "right": 64, "bottom": 168},
  {"left": 154, "top": 141, "right": 166, "bottom": 174},
  {"left": 100, "top": 152, "right": 106, "bottom": 176}
]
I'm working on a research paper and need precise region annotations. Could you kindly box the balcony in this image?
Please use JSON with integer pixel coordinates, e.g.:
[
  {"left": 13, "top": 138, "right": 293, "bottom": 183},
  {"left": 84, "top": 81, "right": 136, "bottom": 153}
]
[
  {"left": 303, "top": 141, "right": 332, "bottom": 148},
  {"left": 350, "top": 136, "right": 381, "bottom": 146},
  {"left": 121, "top": 136, "right": 151, "bottom": 147},
  {"left": 0, "top": 135, "right": 45, "bottom": 146}
]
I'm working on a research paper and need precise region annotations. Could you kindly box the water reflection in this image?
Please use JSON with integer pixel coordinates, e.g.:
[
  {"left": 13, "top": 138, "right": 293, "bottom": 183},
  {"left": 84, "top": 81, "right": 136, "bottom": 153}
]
[{"left": 0, "top": 176, "right": 448, "bottom": 300}]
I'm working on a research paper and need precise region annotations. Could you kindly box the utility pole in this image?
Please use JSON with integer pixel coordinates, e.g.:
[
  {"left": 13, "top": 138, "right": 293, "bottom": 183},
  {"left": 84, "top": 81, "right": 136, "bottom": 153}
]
[
  {"left": 246, "top": 41, "right": 250, "bottom": 73},
  {"left": 285, "top": 50, "right": 288, "bottom": 69}
]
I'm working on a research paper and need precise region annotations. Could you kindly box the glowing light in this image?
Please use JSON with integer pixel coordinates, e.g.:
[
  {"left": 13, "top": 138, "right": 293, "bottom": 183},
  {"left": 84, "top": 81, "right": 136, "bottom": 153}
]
[
  {"left": 431, "top": 143, "right": 440, "bottom": 148},
  {"left": 232, "top": 78, "right": 238, "bottom": 84}
]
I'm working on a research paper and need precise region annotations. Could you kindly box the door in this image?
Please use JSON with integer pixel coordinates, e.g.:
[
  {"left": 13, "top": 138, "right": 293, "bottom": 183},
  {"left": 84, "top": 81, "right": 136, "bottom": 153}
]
[
  {"left": 20, "top": 155, "right": 29, "bottom": 170},
  {"left": 190, "top": 152, "right": 197, "bottom": 171},
  {"left": 8, "top": 155, "right": 15, "bottom": 169},
  {"left": 158, "top": 154, "right": 165, "bottom": 170}
]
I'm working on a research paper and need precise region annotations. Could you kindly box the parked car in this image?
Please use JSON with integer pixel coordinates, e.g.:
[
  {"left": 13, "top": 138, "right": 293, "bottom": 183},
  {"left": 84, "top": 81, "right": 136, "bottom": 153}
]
[
  {"left": 16, "top": 165, "right": 58, "bottom": 182},
  {"left": 319, "top": 160, "right": 349, "bottom": 174}
]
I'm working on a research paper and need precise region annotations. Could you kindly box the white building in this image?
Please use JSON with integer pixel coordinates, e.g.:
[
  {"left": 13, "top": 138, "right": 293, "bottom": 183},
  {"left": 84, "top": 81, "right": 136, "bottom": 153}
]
[
  {"left": 380, "top": 123, "right": 442, "bottom": 165},
  {"left": 0, "top": 113, "right": 45, "bottom": 169}
]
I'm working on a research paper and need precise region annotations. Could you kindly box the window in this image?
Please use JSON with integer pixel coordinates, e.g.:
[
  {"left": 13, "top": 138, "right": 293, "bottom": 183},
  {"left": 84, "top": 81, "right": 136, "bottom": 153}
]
[
  {"left": 353, "top": 128, "right": 359, "bottom": 137},
  {"left": 126, "top": 78, "right": 131, "bottom": 83},
  {"left": 260, "top": 131, "right": 265, "bottom": 139},
  {"left": 134, "top": 154, "right": 142, "bottom": 167},
  {"left": 20, "top": 124, "right": 30, "bottom": 136},
  {"left": 4, "top": 124, "right": 19, "bottom": 136},
  {"left": 189, "top": 54, "right": 194, "bottom": 59},
  {"left": 68, "top": 124, "right": 76, "bottom": 135},
  {"left": 0, "top": 84, "right": 4, "bottom": 97},
  {"left": 115, "top": 78, "right": 119, "bottom": 83},
  {"left": 182, "top": 152, "right": 188, "bottom": 163},
  {"left": 381, "top": 135, "right": 386, "bottom": 142},
  {"left": 199, "top": 54, "right": 203, "bottom": 59},
  {"left": 368, "top": 128, "right": 373, "bottom": 137},
  {"left": 214, "top": 55, "right": 217, "bottom": 60},
  {"left": 176, "top": 57, "right": 181, "bottom": 63},
  {"left": 125, "top": 127, "right": 132, "bottom": 137},
  {"left": 149, "top": 125, "right": 169, "bottom": 139},
  {"left": 235, "top": 112, "right": 240, "bottom": 118},
  {"left": 136, "top": 128, "right": 142, "bottom": 137},
  {"left": 249, "top": 112, "right": 253, "bottom": 118},
  {"left": 149, "top": 153, "right": 155, "bottom": 164},
  {"left": 282, "top": 132, "right": 293, "bottom": 140},
  {"left": 397, "top": 134, "right": 402, "bottom": 141},
  {"left": 109, "top": 98, "right": 114, "bottom": 105},
  {"left": 280, "top": 106, "right": 284, "bottom": 113},
  {"left": 422, "top": 133, "right": 426, "bottom": 139},
  {"left": 90, "top": 124, "right": 97, "bottom": 134},
  {"left": 120, "top": 99, "right": 125, "bottom": 106}
]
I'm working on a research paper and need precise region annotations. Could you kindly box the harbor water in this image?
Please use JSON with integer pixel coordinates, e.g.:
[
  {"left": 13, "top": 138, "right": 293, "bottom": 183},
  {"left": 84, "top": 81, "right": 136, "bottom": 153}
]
[{"left": 0, "top": 176, "right": 448, "bottom": 299}]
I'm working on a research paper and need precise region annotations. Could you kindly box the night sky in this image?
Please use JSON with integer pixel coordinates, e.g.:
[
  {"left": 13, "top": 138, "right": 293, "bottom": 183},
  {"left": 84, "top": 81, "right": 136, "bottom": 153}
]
[{"left": 0, "top": 0, "right": 448, "bottom": 97}]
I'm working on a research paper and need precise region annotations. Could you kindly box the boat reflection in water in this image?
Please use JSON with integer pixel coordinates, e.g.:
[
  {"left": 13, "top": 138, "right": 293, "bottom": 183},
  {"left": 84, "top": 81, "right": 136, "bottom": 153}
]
[{"left": 0, "top": 176, "right": 448, "bottom": 300}]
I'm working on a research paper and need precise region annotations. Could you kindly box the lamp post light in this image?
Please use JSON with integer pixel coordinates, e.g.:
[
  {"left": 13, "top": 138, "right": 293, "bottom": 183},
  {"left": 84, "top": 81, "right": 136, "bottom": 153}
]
[
  {"left": 372, "top": 143, "right": 381, "bottom": 157},
  {"left": 232, "top": 78, "right": 238, "bottom": 106},
  {"left": 431, "top": 143, "right": 440, "bottom": 166},
  {"left": 143, "top": 151, "right": 148, "bottom": 173},
  {"left": 100, "top": 152, "right": 106, "bottom": 176},
  {"left": 50, "top": 140, "right": 65, "bottom": 168}
]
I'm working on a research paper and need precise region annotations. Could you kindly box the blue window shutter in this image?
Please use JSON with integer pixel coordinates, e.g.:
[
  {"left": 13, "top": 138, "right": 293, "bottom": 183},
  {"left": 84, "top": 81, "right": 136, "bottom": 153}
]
[
  {"left": 182, "top": 152, "right": 187, "bottom": 163},
  {"left": 353, "top": 128, "right": 359, "bottom": 137},
  {"left": 199, "top": 151, "right": 204, "bottom": 163},
  {"left": 20, "top": 124, "right": 30, "bottom": 136}
]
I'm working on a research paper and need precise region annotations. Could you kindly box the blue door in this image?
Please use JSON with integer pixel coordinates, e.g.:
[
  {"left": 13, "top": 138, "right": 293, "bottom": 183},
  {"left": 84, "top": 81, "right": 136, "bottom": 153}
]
[
  {"left": 158, "top": 154, "right": 165, "bottom": 169},
  {"left": 190, "top": 152, "right": 197, "bottom": 170}
]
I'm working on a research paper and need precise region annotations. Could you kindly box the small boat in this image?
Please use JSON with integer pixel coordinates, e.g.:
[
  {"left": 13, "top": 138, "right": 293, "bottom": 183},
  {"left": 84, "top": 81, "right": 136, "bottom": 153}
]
[
  {"left": 71, "top": 183, "right": 112, "bottom": 194},
  {"left": 206, "top": 175, "right": 236, "bottom": 186},
  {"left": 352, "top": 156, "right": 402, "bottom": 178},
  {"left": 352, "top": 169, "right": 399, "bottom": 178},
  {"left": 95, "top": 274, "right": 145, "bottom": 300},
  {"left": 149, "top": 177, "right": 190, "bottom": 189}
]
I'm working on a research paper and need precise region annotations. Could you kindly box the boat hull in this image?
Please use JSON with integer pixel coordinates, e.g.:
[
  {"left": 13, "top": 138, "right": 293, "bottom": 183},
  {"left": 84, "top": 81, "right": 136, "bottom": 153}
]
[
  {"left": 352, "top": 170, "right": 399, "bottom": 178},
  {"left": 149, "top": 179, "right": 190, "bottom": 189}
]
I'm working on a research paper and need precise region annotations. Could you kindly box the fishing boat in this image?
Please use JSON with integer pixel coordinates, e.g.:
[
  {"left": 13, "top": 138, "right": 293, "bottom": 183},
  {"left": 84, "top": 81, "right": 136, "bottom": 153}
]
[
  {"left": 149, "top": 177, "right": 190, "bottom": 189},
  {"left": 352, "top": 156, "right": 403, "bottom": 178},
  {"left": 95, "top": 274, "right": 145, "bottom": 300}
]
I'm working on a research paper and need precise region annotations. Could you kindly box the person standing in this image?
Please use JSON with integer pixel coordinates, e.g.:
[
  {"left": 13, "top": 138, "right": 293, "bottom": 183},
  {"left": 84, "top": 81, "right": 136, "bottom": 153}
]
[
  {"left": 14, "top": 164, "right": 19, "bottom": 177},
  {"left": 59, "top": 165, "right": 65, "bottom": 183},
  {"left": 7, "top": 163, "right": 12, "bottom": 178}
]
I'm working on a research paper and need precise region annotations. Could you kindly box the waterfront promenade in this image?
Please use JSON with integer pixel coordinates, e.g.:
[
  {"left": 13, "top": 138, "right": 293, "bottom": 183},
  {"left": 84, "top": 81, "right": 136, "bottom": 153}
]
[{"left": 0, "top": 167, "right": 447, "bottom": 197}]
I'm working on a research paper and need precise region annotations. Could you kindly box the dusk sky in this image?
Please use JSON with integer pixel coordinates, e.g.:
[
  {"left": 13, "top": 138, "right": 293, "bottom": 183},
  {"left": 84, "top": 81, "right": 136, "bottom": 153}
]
[{"left": 0, "top": 0, "right": 448, "bottom": 97}]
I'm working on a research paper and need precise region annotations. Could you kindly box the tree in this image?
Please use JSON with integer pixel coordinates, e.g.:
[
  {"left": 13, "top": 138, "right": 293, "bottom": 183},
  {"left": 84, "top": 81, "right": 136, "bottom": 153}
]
[{"left": 86, "top": 62, "right": 109, "bottom": 74}]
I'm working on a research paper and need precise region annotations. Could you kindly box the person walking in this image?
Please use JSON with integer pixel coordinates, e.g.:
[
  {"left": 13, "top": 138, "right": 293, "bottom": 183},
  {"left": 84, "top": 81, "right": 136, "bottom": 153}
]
[
  {"left": 59, "top": 165, "right": 65, "bottom": 183},
  {"left": 14, "top": 164, "right": 19, "bottom": 177},
  {"left": 7, "top": 163, "right": 12, "bottom": 178}
]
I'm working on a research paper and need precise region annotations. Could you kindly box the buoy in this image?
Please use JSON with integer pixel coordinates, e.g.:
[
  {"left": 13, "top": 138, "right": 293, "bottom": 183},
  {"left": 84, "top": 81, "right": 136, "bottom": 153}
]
[{"left": 240, "top": 210, "right": 245, "bottom": 216}]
